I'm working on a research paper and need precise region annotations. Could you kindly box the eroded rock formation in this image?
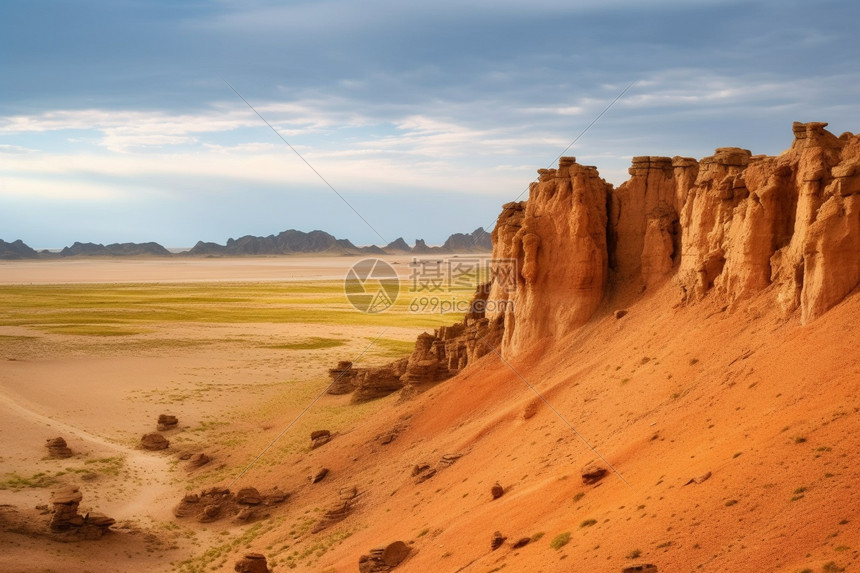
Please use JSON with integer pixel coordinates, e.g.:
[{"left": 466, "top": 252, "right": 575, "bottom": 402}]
[
  {"left": 173, "top": 486, "right": 288, "bottom": 524},
  {"left": 50, "top": 486, "right": 115, "bottom": 540},
  {"left": 491, "top": 122, "right": 860, "bottom": 355},
  {"left": 45, "top": 437, "right": 73, "bottom": 459},
  {"left": 329, "top": 284, "right": 504, "bottom": 401},
  {"left": 330, "top": 122, "right": 860, "bottom": 383}
]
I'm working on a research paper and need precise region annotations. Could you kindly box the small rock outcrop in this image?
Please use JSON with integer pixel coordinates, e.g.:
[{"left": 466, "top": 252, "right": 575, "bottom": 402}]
[
  {"left": 328, "top": 361, "right": 358, "bottom": 394},
  {"left": 329, "top": 283, "right": 504, "bottom": 402},
  {"left": 581, "top": 463, "right": 608, "bottom": 485},
  {"left": 140, "top": 432, "right": 169, "bottom": 450},
  {"left": 491, "top": 531, "right": 507, "bottom": 550},
  {"left": 312, "top": 487, "right": 360, "bottom": 533},
  {"left": 491, "top": 482, "right": 505, "bottom": 499},
  {"left": 622, "top": 565, "right": 658, "bottom": 573},
  {"left": 156, "top": 414, "right": 179, "bottom": 431},
  {"left": 311, "top": 430, "right": 332, "bottom": 449},
  {"left": 234, "top": 553, "right": 272, "bottom": 573},
  {"left": 50, "top": 486, "right": 115, "bottom": 540},
  {"left": 358, "top": 541, "right": 411, "bottom": 572},
  {"left": 173, "top": 486, "right": 288, "bottom": 523},
  {"left": 512, "top": 537, "right": 531, "bottom": 549},
  {"left": 45, "top": 437, "right": 73, "bottom": 459},
  {"left": 186, "top": 452, "right": 211, "bottom": 469},
  {"left": 310, "top": 468, "right": 329, "bottom": 483}
]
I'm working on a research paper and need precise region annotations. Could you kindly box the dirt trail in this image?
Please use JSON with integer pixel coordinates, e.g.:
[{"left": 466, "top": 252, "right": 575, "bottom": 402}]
[{"left": 0, "top": 386, "right": 176, "bottom": 521}]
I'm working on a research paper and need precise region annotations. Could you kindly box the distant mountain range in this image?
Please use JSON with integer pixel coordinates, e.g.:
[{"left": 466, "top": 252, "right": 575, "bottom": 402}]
[{"left": 0, "top": 228, "right": 492, "bottom": 259}]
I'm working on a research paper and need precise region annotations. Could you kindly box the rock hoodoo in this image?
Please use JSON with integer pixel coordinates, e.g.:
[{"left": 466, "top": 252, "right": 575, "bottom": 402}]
[
  {"left": 156, "top": 414, "right": 179, "bottom": 431},
  {"left": 486, "top": 122, "right": 860, "bottom": 356},
  {"left": 49, "top": 486, "right": 115, "bottom": 540},
  {"left": 45, "top": 437, "right": 73, "bottom": 459}
]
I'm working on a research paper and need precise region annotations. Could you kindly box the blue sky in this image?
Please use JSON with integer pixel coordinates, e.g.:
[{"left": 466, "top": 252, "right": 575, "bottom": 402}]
[{"left": 2, "top": 0, "right": 859, "bottom": 248}]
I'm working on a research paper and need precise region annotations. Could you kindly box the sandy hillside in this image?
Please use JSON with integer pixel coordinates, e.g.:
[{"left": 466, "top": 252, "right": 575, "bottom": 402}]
[{"left": 214, "top": 279, "right": 860, "bottom": 573}]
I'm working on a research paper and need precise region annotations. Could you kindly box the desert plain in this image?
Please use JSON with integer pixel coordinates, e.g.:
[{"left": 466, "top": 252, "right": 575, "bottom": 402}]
[{"left": 0, "top": 256, "right": 472, "bottom": 572}]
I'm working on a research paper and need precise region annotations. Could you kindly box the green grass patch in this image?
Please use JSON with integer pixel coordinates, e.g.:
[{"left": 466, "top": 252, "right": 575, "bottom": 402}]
[
  {"left": 265, "top": 337, "right": 346, "bottom": 350},
  {"left": 550, "top": 532, "right": 571, "bottom": 550},
  {"left": 0, "top": 282, "right": 471, "bottom": 330},
  {"left": 370, "top": 337, "right": 417, "bottom": 356},
  {"left": 37, "top": 324, "right": 146, "bottom": 336},
  {"left": 0, "top": 471, "right": 57, "bottom": 490}
]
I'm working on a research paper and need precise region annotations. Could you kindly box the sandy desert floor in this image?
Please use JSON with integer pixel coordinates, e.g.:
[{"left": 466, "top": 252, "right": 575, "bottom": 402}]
[{"left": 0, "top": 256, "right": 471, "bottom": 573}]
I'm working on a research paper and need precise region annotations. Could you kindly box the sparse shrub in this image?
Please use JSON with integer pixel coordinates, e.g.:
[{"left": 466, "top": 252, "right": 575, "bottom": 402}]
[
  {"left": 580, "top": 519, "right": 597, "bottom": 528},
  {"left": 626, "top": 549, "right": 641, "bottom": 559},
  {"left": 572, "top": 492, "right": 585, "bottom": 503},
  {"left": 530, "top": 532, "right": 545, "bottom": 542},
  {"left": 823, "top": 562, "right": 844, "bottom": 572},
  {"left": 794, "top": 436, "right": 807, "bottom": 444},
  {"left": 550, "top": 532, "right": 571, "bottom": 550}
]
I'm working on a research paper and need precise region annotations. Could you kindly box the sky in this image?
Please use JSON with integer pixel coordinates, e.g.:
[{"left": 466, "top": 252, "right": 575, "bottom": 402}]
[{"left": 1, "top": 0, "right": 859, "bottom": 249}]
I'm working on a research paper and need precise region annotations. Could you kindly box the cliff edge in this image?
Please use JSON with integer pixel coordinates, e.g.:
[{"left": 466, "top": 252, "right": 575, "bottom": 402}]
[{"left": 489, "top": 121, "right": 860, "bottom": 355}]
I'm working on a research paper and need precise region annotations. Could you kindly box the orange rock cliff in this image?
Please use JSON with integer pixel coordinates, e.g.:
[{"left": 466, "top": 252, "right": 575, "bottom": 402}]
[
  {"left": 488, "top": 121, "right": 860, "bottom": 356},
  {"left": 334, "top": 121, "right": 860, "bottom": 399}
]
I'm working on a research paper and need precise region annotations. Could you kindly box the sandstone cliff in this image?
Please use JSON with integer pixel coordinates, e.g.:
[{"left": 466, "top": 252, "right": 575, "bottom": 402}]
[{"left": 488, "top": 121, "right": 860, "bottom": 356}]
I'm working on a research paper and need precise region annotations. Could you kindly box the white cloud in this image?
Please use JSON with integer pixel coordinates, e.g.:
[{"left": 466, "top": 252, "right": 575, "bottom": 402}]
[
  {"left": 0, "top": 175, "right": 128, "bottom": 201},
  {"left": 0, "top": 144, "right": 38, "bottom": 154}
]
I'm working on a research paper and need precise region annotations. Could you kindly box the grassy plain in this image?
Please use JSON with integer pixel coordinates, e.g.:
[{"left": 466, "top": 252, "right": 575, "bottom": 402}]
[{"left": 0, "top": 261, "right": 476, "bottom": 573}]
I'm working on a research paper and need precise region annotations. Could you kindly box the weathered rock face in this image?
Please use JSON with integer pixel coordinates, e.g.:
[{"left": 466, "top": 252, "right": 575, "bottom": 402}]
[
  {"left": 488, "top": 158, "right": 611, "bottom": 356},
  {"left": 49, "top": 486, "right": 115, "bottom": 540},
  {"left": 487, "top": 122, "right": 860, "bottom": 356},
  {"left": 674, "top": 123, "right": 860, "bottom": 323},
  {"left": 329, "top": 284, "right": 503, "bottom": 402},
  {"left": 330, "top": 122, "right": 860, "bottom": 380},
  {"left": 45, "top": 437, "right": 73, "bottom": 459}
]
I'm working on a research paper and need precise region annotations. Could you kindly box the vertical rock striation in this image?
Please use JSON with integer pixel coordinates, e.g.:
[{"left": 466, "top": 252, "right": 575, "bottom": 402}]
[
  {"left": 330, "top": 122, "right": 860, "bottom": 391},
  {"left": 489, "top": 122, "right": 860, "bottom": 356}
]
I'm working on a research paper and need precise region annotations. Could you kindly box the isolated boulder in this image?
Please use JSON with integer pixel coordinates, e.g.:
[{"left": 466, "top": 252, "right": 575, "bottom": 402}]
[
  {"left": 187, "top": 452, "right": 210, "bottom": 469},
  {"left": 491, "top": 482, "right": 504, "bottom": 499},
  {"left": 45, "top": 437, "right": 73, "bottom": 459},
  {"left": 156, "top": 414, "right": 179, "bottom": 431},
  {"left": 581, "top": 463, "right": 607, "bottom": 485},
  {"left": 310, "top": 430, "right": 332, "bottom": 449},
  {"left": 491, "top": 531, "right": 507, "bottom": 550},
  {"left": 358, "top": 541, "right": 411, "bottom": 572},
  {"left": 234, "top": 552, "right": 271, "bottom": 573},
  {"left": 141, "top": 432, "right": 169, "bottom": 450}
]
